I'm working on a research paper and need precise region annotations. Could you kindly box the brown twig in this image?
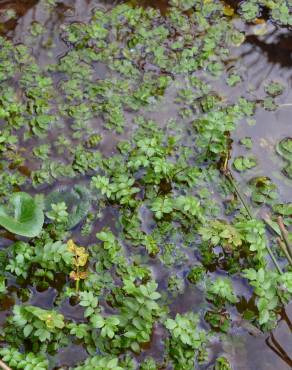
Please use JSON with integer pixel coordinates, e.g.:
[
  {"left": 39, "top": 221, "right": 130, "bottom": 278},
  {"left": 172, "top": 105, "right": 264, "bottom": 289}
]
[{"left": 0, "top": 359, "right": 12, "bottom": 370}]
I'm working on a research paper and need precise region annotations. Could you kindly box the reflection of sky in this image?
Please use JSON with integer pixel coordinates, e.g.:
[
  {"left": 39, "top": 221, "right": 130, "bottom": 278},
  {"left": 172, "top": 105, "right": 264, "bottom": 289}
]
[{"left": 13, "top": 0, "right": 89, "bottom": 65}]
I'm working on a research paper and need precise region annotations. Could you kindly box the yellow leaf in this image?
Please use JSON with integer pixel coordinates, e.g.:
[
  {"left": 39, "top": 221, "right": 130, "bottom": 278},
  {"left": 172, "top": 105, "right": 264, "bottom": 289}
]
[
  {"left": 67, "top": 239, "right": 77, "bottom": 253},
  {"left": 70, "top": 271, "right": 78, "bottom": 280},
  {"left": 67, "top": 240, "right": 89, "bottom": 266},
  {"left": 75, "top": 246, "right": 86, "bottom": 256},
  {"left": 70, "top": 270, "right": 88, "bottom": 281},
  {"left": 254, "top": 18, "right": 265, "bottom": 24},
  {"left": 78, "top": 271, "right": 88, "bottom": 280},
  {"left": 76, "top": 253, "right": 88, "bottom": 267}
]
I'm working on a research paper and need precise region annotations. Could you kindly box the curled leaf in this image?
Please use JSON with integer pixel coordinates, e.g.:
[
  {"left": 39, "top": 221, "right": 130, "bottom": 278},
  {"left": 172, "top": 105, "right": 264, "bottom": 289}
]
[{"left": 0, "top": 192, "right": 44, "bottom": 237}]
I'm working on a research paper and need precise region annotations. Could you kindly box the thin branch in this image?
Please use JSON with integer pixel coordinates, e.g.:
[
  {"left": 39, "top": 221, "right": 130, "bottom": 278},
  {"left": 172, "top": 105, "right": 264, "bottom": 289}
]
[
  {"left": 277, "top": 216, "right": 292, "bottom": 259},
  {"left": 263, "top": 216, "right": 292, "bottom": 267},
  {"left": 262, "top": 215, "right": 281, "bottom": 236},
  {"left": 0, "top": 359, "right": 12, "bottom": 370},
  {"left": 223, "top": 170, "right": 282, "bottom": 274},
  {"left": 266, "top": 333, "right": 292, "bottom": 367},
  {"left": 277, "top": 238, "right": 292, "bottom": 266},
  {"left": 226, "top": 173, "right": 253, "bottom": 219},
  {"left": 263, "top": 242, "right": 283, "bottom": 275}
]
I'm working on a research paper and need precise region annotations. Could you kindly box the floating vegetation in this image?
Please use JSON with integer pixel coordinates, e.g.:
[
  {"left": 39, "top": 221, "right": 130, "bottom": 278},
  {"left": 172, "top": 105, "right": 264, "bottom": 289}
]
[
  {"left": 0, "top": 0, "right": 291, "bottom": 369},
  {"left": 276, "top": 138, "right": 292, "bottom": 179}
]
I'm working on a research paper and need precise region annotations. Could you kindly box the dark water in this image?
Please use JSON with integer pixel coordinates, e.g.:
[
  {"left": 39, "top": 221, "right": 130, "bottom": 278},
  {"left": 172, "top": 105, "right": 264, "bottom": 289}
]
[{"left": 0, "top": 0, "right": 291, "bottom": 369}]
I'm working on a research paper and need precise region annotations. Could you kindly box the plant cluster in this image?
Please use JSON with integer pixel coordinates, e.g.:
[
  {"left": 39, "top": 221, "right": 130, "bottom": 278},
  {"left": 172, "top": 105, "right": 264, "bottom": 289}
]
[{"left": 0, "top": 1, "right": 291, "bottom": 369}]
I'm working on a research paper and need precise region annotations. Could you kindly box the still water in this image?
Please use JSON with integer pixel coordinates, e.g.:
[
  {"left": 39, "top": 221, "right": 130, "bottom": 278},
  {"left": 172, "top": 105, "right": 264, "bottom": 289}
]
[{"left": 0, "top": 0, "right": 291, "bottom": 369}]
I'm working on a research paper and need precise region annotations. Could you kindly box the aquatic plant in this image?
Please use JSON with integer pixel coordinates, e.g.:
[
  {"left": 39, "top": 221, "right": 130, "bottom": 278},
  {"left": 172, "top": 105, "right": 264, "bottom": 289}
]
[
  {"left": 0, "top": 192, "right": 44, "bottom": 237},
  {"left": 0, "top": 0, "right": 291, "bottom": 369},
  {"left": 45, "top": 185, "right": 91, "bottom": 229},
  {"left": 239, "top": 1, "right": 292, "bottom": 26}
]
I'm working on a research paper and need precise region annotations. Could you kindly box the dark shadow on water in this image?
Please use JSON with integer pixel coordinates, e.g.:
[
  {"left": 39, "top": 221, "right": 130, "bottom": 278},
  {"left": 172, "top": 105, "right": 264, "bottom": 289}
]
[
  {"left": 0, "top": 0, "right": 38, "bottom": 35},
  {"left": 245, "top": 32, "right": 292, "bottom": 70}
]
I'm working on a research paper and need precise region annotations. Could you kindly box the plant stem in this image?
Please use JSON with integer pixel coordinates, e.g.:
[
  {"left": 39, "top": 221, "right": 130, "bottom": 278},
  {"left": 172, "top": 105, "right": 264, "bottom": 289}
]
[
  {"left": 262, "top": 215, "right": 280, "bottom": 235},
  {"left": 279, "top": 103, "right": 292, "bottom": 107},
  {"left": 277, "top": 217, "right": 292, "bottom": 260},
  {"left": 276, "top": 238, "right": 292, "bottom": 266},
  {"left": 225, "top": 173, "right": 253, "bottom": 219},
  {"left": 0, "top": 360, "right": 12, "bottom": 370},
  {"left": 263, "top": 216, "right": 292, "bottom": 267},
  {"left": 76, "top": 263, "right": 80, "bottom": 295},
  {"left": 264, "top": 243, "right": 283, "bottom": 275},
  {"left": 223, "top": 170, "right": 283, "bottom": 274}
]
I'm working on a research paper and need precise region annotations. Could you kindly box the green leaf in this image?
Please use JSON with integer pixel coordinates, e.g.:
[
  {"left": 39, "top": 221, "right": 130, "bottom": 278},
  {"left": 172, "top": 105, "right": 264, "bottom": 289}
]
[
  {"left": 23, "top": 324, "right": 33, "bottom": 337},
  {"left": 130, "top": 341, "right": 140, "bottom": 353},
  {"left": 91, "top": 314, "right": 105, "bottom": 328},
  {"left": 265, "top": 81, "right": 284, "bottom": 97},
  {"left": 165, "top": 319, "right": 176, "bottom": 330},
  {"left": 0, "top": 192, "right": 44, "bottom": 237},
  {"left": 34, "top": 328, "right": 50, "bottom": 342},
  {"left": 233, "top": 156, "right": 257, "bottom": 172}
]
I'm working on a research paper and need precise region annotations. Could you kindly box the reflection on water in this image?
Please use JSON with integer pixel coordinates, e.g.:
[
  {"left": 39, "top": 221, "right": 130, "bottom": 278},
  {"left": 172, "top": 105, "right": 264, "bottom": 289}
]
[
  {"left": 229, "top": 25, "right": 292, "bottom": 370},
  {"left": 132, "top": 0, "right": 169, "bottom": 14},
  {"left": 230, "top": 25, "right": 292, "bottom": 200},
  {"left": 55, "top": 344, "right": 88, "bottom": 368},
  {"left": 0, "top": 0, "right": 291, "bottom": 368},
  {"left": 0, "top": 0, "right": 38, "bottom": 35},
  {"left": 28, "top": 286, "right": 57, "bottom": 309}
]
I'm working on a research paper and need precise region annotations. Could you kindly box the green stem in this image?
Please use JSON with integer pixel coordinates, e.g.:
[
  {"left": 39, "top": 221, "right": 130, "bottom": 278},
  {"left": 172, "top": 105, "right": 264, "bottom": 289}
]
[
  {"left": 76, "top": 279, "right": 80, "bottom": 296},
  {"left": 265, "top": 243, "right": 283, "bottom": 275},
  {"left": 224, "top": 171, "right": 283, "bottom": 274},
  {"left": 262, "top": 216, "right": 281, "bottom": 236},
  {"left": 76, "top": 262, "right": 80, "bottom": 296},
  {"left": 226, "top": 174, "right": 253, "bottom": 219},
  {"left": 277, "top": 238, "right": 292, "bottom": 267},
  {"left": 263, "top": 216, "right": 292, "bottom": 267},
  {"left": 277, "top": 216, "right": 292, "bottom": 260}
]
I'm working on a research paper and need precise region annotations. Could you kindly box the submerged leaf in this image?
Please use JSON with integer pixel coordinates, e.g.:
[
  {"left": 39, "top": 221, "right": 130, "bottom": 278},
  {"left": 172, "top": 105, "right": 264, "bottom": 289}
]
[{"left": 45, "top": 185, "right": 90, "bottom": 229}]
